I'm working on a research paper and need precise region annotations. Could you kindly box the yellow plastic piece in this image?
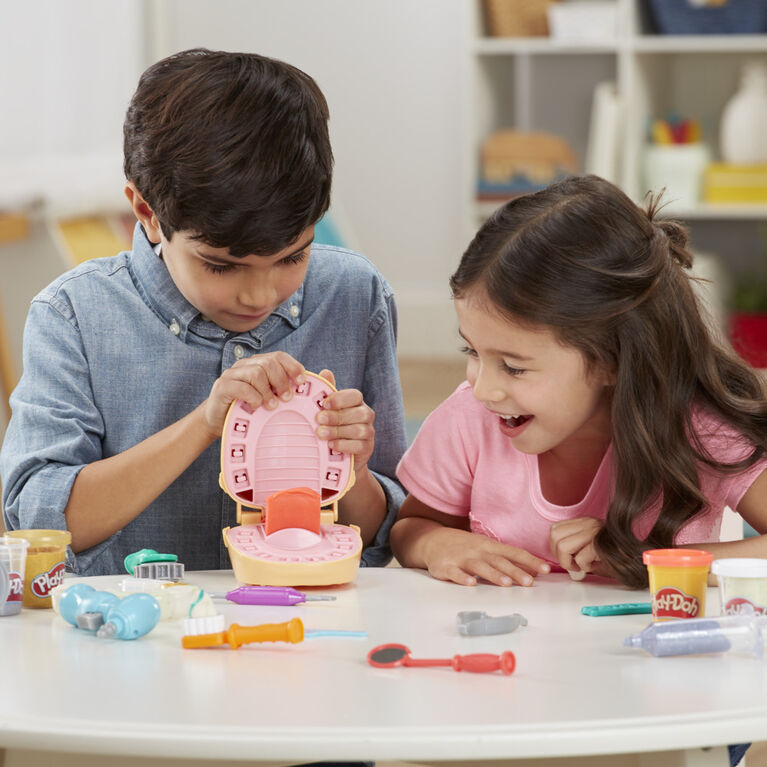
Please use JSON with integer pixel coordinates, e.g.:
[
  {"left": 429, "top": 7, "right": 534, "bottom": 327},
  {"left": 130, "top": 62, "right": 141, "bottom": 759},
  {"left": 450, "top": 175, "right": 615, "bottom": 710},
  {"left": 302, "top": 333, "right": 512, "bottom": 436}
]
[
  {"left": 703, "top": 163, "right": 767, "bottom": 203},
  {"left": 182, "top": 617, "right": 304, "bottom": 649},
  {"left": 223, "top": 524, "right": 362, "bottom": 587}
]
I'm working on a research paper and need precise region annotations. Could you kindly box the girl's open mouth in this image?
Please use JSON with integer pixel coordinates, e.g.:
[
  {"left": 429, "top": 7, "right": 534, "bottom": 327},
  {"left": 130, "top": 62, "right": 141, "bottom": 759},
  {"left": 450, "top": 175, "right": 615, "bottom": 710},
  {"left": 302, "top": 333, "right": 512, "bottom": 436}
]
[
  {"left": 501, "top": 414, "right": 531, "bottom": 428},
  {"left": 498, "top": 413, "right": 533, "bottom": 437}
]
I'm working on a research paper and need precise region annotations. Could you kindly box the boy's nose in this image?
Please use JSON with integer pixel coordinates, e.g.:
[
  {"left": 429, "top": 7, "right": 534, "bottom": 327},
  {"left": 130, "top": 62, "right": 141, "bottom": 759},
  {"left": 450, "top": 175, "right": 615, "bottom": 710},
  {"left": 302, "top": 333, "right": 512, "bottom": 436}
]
[{"left": 240, "top": 277, "right": 275, "bottom": 309}]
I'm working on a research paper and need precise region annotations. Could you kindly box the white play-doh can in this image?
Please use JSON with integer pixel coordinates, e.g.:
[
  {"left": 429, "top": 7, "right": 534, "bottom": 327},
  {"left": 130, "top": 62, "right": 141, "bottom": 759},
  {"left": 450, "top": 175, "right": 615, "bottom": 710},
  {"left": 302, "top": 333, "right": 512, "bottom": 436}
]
[{"left": 711, "top": 558, "right": 767, "bottom": 617}]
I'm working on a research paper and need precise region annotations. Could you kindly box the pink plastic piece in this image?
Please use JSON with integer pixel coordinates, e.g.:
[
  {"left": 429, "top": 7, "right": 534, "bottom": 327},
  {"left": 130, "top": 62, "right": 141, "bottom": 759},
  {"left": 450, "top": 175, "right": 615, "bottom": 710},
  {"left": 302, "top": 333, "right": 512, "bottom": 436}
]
[
  {"left": 221, "top": 380, "right": 353, "bottom": 509},
  {"left": 226, "top": 522, "right": 359, "bottom": 561}
]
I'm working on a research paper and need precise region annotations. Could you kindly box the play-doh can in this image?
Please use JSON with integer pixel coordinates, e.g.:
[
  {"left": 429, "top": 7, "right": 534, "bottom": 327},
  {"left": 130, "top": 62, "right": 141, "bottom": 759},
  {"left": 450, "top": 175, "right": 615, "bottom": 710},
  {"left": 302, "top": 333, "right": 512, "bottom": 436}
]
[
  {"left": 711, "top": 558, "right": 767, "bottom": 617},
  {"left": 5, "top": 529, "right": 71, "bottom": 608},
  {"left": 643, "top": 549, "right": 713, "bottom": 621}
]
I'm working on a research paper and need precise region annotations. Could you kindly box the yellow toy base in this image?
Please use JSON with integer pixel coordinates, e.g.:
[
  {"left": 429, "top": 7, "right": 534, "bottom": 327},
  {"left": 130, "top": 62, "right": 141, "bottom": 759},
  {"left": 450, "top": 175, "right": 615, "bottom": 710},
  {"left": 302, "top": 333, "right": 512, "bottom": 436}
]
[{"left": 223, "top": 523, "right": 362, "bottom": 587}]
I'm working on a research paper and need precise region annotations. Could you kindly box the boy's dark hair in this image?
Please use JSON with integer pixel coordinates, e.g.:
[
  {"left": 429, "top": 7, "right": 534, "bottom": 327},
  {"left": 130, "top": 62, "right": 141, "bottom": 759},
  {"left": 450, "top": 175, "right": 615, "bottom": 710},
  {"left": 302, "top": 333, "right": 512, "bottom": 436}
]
[
  {"left": 451, "top": 174, "right": 767, "bottom": 588},
  {"left": 124, "top": 48, "right": 333, "bottom": 257}
]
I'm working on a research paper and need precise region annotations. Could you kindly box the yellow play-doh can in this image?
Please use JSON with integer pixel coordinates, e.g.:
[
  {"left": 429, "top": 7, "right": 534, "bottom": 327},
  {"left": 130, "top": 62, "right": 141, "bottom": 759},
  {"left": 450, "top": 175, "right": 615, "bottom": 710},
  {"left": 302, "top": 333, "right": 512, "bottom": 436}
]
[
  {"left": 643, "top": 549, "right": 713, "bottom": 622},
  {"left": 5, "top": 529, "right": 71, "bottom": 608}
]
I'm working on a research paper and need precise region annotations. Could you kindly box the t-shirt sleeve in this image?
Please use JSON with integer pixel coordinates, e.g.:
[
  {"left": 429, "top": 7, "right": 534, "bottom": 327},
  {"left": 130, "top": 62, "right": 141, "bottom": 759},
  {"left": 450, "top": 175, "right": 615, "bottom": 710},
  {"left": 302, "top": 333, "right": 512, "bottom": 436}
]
[
  {"left": 695, "top": 411, "right": 767, "bottom": 510},
  {"left": 396, "top": 387, "right": 475, "bottom": 517}
]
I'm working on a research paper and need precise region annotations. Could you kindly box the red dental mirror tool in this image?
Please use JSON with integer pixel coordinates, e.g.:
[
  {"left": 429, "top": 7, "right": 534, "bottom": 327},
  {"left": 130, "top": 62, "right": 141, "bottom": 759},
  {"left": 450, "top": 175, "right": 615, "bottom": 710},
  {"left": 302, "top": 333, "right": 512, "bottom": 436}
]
[{"left": 366, "top": 643, "right": 515, "bottom": 675}]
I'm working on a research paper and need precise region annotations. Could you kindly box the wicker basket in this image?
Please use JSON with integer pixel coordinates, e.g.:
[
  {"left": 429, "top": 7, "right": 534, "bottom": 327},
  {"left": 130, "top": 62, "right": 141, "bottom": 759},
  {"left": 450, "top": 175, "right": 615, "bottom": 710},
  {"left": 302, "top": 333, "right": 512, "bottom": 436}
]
[{"left": 483, "top": 0, "right": 558, "bottom": 37}]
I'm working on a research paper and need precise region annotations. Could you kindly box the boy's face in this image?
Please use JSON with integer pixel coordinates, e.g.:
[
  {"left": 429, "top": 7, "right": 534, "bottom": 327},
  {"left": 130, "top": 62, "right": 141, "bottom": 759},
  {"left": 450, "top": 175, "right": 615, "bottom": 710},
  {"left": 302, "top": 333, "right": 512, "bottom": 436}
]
[{"left": 159, "top": 227, "right": 314, "bottom": 333}]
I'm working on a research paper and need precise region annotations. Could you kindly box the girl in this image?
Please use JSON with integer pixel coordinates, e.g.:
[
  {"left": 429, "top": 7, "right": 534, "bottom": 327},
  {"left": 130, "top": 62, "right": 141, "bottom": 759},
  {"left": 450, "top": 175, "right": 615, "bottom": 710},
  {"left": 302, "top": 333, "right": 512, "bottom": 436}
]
[{"left": 390, "top": 174, "right": 767, "bottom": 589}]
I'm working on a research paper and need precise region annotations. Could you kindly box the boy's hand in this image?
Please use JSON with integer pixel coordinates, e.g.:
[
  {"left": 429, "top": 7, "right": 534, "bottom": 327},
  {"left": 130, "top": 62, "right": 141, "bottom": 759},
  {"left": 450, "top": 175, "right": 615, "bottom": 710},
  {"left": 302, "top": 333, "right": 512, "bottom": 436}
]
[
  {"left": 203, "top": 351, "right": 305, "bottom": 438},
  {"left": 315, "top": 369, "right": 375, "bottom": 472},
  {"left": 549, "top": 517, "right": 603, "bottom": 577},
  {"left": 421, "top": 526, "right": 550, "bottom": 587}
]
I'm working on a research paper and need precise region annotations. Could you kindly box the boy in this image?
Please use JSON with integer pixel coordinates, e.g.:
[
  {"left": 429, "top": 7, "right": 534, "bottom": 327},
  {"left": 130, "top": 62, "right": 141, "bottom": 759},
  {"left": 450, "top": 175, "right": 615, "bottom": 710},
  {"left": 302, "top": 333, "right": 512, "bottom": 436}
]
[{"left": 0, "top": 48, "right": 407, "bottom": 575}]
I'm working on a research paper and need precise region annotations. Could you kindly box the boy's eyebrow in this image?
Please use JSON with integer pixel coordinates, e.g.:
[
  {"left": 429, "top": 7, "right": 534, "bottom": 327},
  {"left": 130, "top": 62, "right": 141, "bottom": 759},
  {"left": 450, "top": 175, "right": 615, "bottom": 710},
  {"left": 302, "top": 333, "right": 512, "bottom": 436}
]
[
  {"left": 198, "top": 234, "right": 315, "bottom": 264},
  {"left": 457, "top": 329, "right": 534, "bottom": 362}
]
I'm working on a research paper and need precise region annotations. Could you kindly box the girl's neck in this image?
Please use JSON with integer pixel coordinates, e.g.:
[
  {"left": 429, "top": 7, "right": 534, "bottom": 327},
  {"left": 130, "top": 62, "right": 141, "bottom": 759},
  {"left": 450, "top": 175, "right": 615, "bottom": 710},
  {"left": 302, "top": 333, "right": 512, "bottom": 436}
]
[{"left": 537, "top": 434, "right": 611, "bottom": 507}]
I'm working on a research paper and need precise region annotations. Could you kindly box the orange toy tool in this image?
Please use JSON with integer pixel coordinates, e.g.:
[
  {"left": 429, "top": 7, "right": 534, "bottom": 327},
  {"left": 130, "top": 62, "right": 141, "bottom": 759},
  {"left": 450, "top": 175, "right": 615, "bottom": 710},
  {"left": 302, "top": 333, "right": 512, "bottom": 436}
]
[{"left": 182, "top": 617, "right": 304, "bottom": 649}]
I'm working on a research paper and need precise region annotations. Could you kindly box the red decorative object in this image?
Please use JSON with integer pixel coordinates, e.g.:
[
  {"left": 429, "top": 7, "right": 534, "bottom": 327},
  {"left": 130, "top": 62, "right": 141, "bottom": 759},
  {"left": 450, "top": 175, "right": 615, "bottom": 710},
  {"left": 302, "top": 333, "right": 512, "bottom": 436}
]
[{"left": 730, "top": 312, "right": 767, "bottom": 368}]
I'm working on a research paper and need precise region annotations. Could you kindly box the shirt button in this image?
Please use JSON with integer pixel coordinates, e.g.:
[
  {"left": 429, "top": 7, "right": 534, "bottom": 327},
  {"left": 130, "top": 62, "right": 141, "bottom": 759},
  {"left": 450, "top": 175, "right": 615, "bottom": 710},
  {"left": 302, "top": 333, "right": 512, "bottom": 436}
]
[
  {"left": 233, "top": 344, "right": 245, "bottom": 359},
  {"left": 169, "top": 319, "right": 180, "bottom": 336},
  {"left": 289, "top": 304, "right": 299, "bottom": 318}
]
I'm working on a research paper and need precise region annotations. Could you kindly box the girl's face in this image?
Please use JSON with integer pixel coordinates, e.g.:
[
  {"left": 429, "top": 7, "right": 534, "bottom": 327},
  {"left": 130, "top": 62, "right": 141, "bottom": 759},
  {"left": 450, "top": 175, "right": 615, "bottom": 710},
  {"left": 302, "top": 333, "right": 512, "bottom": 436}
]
[
  {"left": 159, "top": 227, "right": 314, "bottom": 333},
  {"left": 454, "top": 292, "right": 613, "bottom": 457}
]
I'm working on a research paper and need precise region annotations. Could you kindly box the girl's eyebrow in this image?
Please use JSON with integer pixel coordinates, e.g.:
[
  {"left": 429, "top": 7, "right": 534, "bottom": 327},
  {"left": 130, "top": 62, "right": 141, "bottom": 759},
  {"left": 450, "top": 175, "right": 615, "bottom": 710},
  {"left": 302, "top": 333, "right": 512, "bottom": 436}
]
[{"left": 458, "top": 328, "right": 534, "bottom": 362}]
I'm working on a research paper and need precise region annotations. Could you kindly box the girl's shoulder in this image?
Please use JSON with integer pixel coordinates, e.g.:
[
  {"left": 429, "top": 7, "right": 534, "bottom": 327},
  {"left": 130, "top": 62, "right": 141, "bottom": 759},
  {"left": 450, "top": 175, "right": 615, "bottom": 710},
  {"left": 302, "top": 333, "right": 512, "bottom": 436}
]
[{"left": 689, "top": 405, "right": 759, "bottom": 464}]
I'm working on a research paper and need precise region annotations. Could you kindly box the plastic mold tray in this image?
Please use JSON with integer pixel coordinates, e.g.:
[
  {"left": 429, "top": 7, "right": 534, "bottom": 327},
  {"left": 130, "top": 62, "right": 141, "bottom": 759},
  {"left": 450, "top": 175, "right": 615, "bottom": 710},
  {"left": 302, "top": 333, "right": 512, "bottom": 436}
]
[{"left": 221, "top": 371, "right": 362, "bottom": 586}]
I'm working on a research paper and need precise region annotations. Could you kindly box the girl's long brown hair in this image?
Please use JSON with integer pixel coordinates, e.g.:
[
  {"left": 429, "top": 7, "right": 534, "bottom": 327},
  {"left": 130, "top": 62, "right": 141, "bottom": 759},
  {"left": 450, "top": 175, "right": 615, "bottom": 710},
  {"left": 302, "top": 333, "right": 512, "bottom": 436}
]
[{"left": 450, "top": 175, "right": 767, "bottom": 587}]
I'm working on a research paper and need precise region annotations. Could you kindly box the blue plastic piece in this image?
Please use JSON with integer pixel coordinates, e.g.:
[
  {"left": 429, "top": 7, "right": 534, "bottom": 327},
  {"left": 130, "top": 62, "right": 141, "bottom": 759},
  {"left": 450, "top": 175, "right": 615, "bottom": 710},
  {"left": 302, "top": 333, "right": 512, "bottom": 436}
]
[
  {"left": 59, "top": 583, "right": 120, "bottom": 626},
  {"left": 58, "top": 583, "right": 161, "bottom": 640},
  {"left": 581, "top": 602, "right": 652, "bottom": 617}
]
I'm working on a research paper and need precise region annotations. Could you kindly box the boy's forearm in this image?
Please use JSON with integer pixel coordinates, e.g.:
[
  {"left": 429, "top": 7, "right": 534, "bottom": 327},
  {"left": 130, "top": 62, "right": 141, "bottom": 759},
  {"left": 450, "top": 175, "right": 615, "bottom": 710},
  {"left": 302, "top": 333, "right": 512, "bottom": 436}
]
[
  {"left": 337, "top": 466, "right": 386, "bottom": 546},
  {"left": 65, "top": 403, "right": 218, "bottom": 552}
]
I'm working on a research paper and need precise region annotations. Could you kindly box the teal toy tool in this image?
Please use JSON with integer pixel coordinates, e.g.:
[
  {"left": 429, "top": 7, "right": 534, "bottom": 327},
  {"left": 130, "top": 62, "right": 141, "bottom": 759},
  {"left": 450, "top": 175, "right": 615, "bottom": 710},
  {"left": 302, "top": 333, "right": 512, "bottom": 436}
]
[{"left": 581, "top": 602, "right": 652, "bottom": 617}]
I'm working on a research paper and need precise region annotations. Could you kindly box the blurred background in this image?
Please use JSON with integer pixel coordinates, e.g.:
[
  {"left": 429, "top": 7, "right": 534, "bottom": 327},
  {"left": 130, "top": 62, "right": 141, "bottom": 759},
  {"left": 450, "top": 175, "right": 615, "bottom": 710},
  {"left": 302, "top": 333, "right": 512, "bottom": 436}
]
[{"left": 2, "top": 0, "right": 767, "bottom": 439}]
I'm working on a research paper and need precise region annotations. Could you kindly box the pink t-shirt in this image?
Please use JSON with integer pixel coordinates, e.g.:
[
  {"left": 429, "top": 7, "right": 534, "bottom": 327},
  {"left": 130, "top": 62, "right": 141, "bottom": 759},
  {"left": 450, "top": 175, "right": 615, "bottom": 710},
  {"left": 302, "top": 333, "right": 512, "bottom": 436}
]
[{"left": 396, "top": 381, "right": 767, "bottom": 566}]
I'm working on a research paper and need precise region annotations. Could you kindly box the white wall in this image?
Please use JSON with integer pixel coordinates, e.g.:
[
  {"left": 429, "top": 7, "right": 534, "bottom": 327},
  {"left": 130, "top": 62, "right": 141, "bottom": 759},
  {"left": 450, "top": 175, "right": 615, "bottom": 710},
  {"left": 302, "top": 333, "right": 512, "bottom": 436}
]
[{"left": 0, "top": 0, "right": 467, "bottom": 358}]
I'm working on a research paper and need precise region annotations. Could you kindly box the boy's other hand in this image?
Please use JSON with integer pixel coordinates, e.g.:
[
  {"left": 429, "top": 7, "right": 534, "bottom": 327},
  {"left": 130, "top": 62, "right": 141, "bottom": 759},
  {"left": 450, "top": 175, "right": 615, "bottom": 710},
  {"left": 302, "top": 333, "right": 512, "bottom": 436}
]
[
  {"left": 316, "top": 368, "right": 375, "bottom": 472},
  {"left": 203, "top": 351, "right": 305, "bottom": 439},
  {"left": 423, "top": 527, "right": 550, "bottom": 587}
]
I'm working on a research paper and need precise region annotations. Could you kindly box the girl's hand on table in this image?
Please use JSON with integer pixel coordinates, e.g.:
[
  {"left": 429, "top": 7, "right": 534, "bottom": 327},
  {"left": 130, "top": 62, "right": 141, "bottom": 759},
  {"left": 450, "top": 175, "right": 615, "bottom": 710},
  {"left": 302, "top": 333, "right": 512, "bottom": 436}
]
[
  {"left": 549, "top": 517, "right": 604, "bottom": 577},
  {"left": 422, "top": 527, "right": 550, "bottom": 587}
]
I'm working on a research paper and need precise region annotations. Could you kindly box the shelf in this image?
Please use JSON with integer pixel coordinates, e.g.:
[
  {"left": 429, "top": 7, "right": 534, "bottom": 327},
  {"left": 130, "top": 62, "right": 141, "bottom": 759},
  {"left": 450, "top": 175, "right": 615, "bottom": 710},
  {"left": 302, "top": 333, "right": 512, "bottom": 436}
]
[
  {"left": 465, "top": 0, "right": 767, "bottom": 268},
  {"left": 473, "top": 35, "right": 767, "bottom": 56},
  {"left": 632, "top": 35, "right": 767, "bottom": 53},
  {"left": 661, "top": 204, "right": 767, "bottom": 221},
  {"left": 475, "top": 200, "right": 767, "bottom": 222},
  {"left": 473, "top": 38, "right": 620, "bottom": 56}
]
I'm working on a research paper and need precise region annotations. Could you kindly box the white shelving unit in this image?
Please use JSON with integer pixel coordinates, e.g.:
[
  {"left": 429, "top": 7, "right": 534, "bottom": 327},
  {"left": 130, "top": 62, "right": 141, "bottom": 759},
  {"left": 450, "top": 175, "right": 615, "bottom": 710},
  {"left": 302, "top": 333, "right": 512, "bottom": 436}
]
[{"left": 463, "top": 0, "right": 767, "bottom": 277}]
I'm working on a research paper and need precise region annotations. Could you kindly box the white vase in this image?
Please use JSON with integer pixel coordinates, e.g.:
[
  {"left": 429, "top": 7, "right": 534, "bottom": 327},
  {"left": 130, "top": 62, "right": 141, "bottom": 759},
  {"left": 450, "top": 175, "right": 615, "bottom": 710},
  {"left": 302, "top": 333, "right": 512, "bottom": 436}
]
[{"left": 720, "top": 61, "right": 767, "bottom": 165}]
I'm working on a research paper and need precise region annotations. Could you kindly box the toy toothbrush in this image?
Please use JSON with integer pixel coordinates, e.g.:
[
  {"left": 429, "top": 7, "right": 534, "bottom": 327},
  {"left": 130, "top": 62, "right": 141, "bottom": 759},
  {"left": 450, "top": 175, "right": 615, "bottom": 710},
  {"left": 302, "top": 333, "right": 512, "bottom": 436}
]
[
  {"left": 181, "top": 616, "right": 366, "bottom": 649},
  {"left": 211, "top": 585, "right": 336, "bottom": 606},
  {"left": 220, "top": 371, "right": 362, "bottom": 587}
]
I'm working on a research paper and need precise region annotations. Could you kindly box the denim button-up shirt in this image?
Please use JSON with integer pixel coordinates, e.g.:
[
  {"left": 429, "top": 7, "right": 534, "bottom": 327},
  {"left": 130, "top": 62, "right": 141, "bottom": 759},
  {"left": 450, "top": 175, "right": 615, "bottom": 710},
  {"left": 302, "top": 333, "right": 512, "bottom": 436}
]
[{"left": 1, "top": 224, "right": 407, "bottom": 575}]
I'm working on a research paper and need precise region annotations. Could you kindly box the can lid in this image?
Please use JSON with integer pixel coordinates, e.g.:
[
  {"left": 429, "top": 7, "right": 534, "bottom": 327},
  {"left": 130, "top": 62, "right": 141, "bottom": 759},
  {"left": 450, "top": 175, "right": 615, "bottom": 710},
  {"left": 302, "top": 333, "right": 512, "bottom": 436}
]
[
  {"left": 642, "top": 548, "right": 713, "bottom": 567},
  {"left": 0, "top": 535, "right": 29, "bottom": 550},
  {"left": 5, "top": 529, "right": 72, "bottom": 548},
  {"left": 711, "top": 558, "right": 767, "bottom": 578}
]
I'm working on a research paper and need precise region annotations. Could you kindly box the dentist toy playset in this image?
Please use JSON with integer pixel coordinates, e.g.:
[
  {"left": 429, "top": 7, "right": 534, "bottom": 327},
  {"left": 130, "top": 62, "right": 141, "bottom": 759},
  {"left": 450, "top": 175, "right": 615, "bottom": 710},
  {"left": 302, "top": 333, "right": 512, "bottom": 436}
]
[{"left": 220, "top": 371, "right": 362, "bottom": 587}]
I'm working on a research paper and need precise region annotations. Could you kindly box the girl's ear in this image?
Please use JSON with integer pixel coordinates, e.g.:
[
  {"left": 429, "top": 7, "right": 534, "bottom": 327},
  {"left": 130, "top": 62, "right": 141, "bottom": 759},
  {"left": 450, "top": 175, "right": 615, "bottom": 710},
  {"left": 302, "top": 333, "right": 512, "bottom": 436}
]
[
  {"left": 601, "top": 364, "right": 617, "bottom": 387},
  {"left": 124, "top": 182, "right": 163, "bottom": 244}
]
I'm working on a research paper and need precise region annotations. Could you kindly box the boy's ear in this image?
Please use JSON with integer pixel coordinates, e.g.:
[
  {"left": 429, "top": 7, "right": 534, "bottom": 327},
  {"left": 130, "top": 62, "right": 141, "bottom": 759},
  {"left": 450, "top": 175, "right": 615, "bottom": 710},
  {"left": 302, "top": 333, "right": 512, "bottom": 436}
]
[{"left": 124, "top": 182, "right": 163, "bottom": 243}]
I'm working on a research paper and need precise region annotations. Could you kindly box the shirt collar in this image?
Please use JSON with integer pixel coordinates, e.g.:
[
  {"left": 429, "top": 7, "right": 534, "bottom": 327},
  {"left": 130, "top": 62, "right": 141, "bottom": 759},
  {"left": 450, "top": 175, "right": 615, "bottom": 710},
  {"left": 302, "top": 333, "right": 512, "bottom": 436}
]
[{"left": 128, "top": 222, "right": 305, "bottom": 342}]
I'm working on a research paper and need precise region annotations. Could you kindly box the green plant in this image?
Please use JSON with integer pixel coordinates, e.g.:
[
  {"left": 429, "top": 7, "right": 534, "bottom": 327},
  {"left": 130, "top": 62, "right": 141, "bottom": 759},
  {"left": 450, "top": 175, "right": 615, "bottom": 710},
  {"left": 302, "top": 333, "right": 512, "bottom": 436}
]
[{"left": 730, "top": 226, "right": 767, "bottom": 314}]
